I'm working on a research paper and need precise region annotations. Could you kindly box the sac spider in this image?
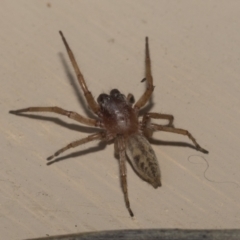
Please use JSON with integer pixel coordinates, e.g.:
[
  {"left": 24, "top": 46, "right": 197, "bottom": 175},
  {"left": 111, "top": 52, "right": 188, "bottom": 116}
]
[{"left": 10, "top": 31, "right": 208, "bottom": 217}]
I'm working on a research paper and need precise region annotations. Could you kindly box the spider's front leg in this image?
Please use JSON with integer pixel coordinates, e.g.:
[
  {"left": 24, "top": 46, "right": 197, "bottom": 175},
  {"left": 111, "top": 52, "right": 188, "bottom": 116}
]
[
  {"left": 134, "top": 37, "right": 154, "bottom": 111},
  {"left": 117, "top": 136, "right": 134, "bottom": 217},
  {"left": 142, "top": 113, "right": 208, "bottom": 154},
  {"left": 59, "top": 31, "right": 100, "bottom": 115},
  {"left": 9, "top": 106, "right": 100, "bottom": 127}
]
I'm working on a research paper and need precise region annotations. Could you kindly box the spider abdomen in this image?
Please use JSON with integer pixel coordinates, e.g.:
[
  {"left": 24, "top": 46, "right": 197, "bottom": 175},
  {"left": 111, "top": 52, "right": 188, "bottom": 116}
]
[{"left": 126, "top": 133, "right": 161, "bottom": 188}]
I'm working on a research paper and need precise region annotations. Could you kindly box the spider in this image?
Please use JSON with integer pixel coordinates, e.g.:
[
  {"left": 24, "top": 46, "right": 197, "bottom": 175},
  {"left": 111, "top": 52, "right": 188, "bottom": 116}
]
[{"left": 10, "top": 31, "right": 208, "bottom": 217}]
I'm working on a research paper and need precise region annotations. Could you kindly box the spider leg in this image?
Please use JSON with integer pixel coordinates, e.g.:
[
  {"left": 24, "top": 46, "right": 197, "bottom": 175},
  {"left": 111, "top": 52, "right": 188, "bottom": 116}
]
[
  {"left": 142, "top": 112, "right": 174, "bottom": 128},
  {"left": 47, "top": 132, "right": 105, "bottom": 160},
  {"left": 114, "top": 140, "right": 119, "bottom": 157},
  {"left": 151, "top": 123, "right": 209, "bottom": 154},
  {"left": 9, "top": 106, "right": 100, "bottom": 127},
  {"left": 59, "top": 31, "right": 100, "bottom": 115},
  {"left": 127, "top": 93, "right": 135, "bottom": 105},
  {"left": 117, "top": 136, "right": 134, "bottom": 217},
  {"left": 141, "top": 112, "right": 174, "bottom": 139},
  {"left": 134, "top": 37, "right": 154, "bottom": 111}
]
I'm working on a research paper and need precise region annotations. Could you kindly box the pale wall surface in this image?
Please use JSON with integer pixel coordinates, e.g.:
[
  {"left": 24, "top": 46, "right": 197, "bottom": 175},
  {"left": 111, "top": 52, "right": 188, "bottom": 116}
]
[{"left": 1, "top": 1, "right": 240, "bottom": 239}]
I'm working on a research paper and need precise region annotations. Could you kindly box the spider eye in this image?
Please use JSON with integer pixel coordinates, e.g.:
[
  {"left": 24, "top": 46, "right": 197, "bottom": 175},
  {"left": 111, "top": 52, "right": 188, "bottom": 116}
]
[
  {"left": 110, "top": 89, "right": 120, "bottom": 97},
  {"left": 97, "top": 94, "right": 109, "bottom": 105}
]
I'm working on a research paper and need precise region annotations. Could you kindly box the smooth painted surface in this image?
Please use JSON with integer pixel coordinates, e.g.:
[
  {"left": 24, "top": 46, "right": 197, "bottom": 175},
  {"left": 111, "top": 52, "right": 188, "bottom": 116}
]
[{"left": 1, "top": 1, "right": 240, "bottom": 239}]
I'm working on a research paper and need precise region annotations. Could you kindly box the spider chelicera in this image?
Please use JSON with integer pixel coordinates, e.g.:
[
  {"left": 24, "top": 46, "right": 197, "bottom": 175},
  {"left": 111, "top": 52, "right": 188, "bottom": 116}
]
[{"left": 10, "top": 31, "right": 208, "bottom": 217}]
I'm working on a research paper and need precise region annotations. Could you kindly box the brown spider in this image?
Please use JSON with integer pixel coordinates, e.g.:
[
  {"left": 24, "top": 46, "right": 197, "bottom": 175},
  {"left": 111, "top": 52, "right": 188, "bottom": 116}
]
[{"left": 10, "top": 31, "right": 208, "bottom": 217}]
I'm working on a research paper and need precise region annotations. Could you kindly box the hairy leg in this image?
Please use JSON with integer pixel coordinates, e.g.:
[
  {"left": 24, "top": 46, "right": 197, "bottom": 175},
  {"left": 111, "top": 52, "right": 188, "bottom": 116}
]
[
  {"left": 47, "top": 132, "right": 105, "bottom": 160},
  {"left": 117, "top": 136, "right": 134, "bottom": 217},
  {"left": 141, "top": 112, "right": 174, "bottom": 139},
  {"left": 142, "top": 112, "right": 174, "bottom": 127},
  {"left": 127, "top": 93, "right": 135, "bottom": 105},
  {"left": 10, "top": 106, "right": 100, "bottom": 127},
  {"left": 59, "top": 31, "right": 100, "bottom": 115},
  {"left": 151, "top": 124, "right": 208, "bottom": 154},
  {"left": 134, "top": 37, "right": 154, "bottom": 111}
]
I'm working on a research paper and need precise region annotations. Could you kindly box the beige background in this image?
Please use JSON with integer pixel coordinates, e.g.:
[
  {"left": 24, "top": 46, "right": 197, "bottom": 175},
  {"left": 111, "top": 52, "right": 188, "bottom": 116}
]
[{"left": 1, "top": 1, "right": 240, "bottom": 239}]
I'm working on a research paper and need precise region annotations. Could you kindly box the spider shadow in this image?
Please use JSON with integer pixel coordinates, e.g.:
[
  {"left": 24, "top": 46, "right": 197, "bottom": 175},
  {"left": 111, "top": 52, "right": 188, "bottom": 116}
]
[
  {"left": 58, "top": 52, "right": 96, "bottom": 118},
  {"left": 47, "top": 141, "right": 107, "bottom": 165}
]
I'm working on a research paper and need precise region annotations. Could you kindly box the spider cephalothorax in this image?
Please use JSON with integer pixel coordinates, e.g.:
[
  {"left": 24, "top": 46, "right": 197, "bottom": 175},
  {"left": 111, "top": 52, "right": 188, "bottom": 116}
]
[
  {"left": 97, "top": 89, "right": 139, "bottom": 138},
  {"left": 10, "top": 31, "right": 208, "bottom": 217}
]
